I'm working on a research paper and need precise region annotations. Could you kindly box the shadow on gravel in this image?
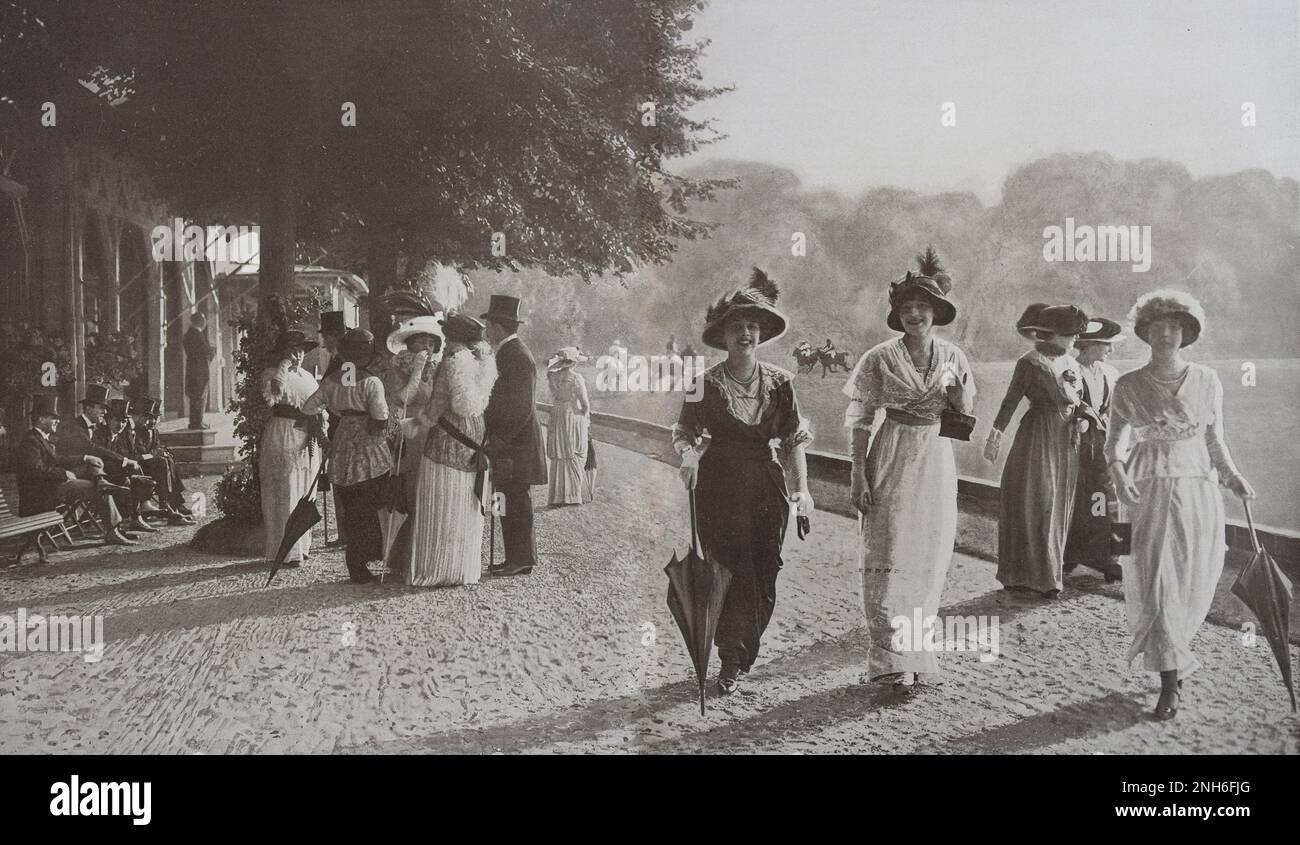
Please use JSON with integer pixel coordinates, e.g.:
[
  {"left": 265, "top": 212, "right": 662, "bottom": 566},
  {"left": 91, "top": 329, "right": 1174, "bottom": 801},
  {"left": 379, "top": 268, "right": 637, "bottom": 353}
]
[
  {"left": 0, "top": 539, "right": 201, "bottom": 582},
  {"left": 343, "top": 586, "right": 1103, "bottom": 754},
  {"left": 0, "top": 576, "right": 415, "bottom": 655},
  {"left": 916, "top": 691, "right": 1147, "bottom": 754},
  {"left": 1, "top": 559, "right": 266, "bottom": 611}
]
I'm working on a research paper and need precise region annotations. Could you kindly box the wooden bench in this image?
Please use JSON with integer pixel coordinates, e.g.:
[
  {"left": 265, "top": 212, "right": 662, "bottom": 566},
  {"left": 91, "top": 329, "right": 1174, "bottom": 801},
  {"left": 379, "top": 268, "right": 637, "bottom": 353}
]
[{"left": 0, "top": 473, "right": 68, "bottom": 565}]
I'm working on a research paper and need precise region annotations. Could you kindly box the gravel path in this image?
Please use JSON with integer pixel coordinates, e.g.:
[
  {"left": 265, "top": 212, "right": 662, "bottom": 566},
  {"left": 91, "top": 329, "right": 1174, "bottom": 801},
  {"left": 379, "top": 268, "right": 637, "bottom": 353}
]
[{"left": 1, "top": 439, "right": 1296, "bottom": 754}]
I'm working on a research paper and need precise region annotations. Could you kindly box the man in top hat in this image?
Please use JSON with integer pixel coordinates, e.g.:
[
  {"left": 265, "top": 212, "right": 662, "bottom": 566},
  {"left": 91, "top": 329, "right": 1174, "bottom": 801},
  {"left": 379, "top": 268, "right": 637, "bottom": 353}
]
[
  {"left": 128, "top": 398, "right": 196, "bottom": 525},
  {"left": 15, "top": 394, "right": 136, "bottom": 545},
  {"left": 480, "top": 295, "right": 547, "bottom": 577},
  {"left": 94, "top": 396, "right": 163, "bottom": 533},
  {"left": 58, "top": 385, "right": 158, "bottom": 535},
  {"left": 184, "top": 312, "right": 215, "bottom": 430},
  {"left": 318, "top": 310, "right": 349, "bottom": 545}
]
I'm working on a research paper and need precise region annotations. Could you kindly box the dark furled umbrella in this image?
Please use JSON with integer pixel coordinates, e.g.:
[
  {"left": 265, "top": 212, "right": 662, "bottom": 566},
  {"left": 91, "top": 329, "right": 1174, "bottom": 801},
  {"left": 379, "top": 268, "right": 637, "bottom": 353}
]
[
  {"left": 266, "top": 471, "right": 323, "bottom": 587},
  {"left": 664, "top": 489, "right": 733, "bottom": 715},
  {"left": 1230, "top": 500, "right": 1296, "bottom": 712}
]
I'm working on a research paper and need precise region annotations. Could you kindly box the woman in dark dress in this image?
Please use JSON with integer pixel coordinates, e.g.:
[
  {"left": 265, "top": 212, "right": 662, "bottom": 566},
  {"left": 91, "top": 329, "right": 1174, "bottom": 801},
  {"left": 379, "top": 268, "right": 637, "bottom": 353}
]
[
  {"left": 1063, "top": 317, "right": 1124, "bottom": 582},
  {"left": 673, "top": 269, "right": 813, "bottom": 695},
  {"left": 984, "top": 303, "right": 1089, "bottom": 599}
]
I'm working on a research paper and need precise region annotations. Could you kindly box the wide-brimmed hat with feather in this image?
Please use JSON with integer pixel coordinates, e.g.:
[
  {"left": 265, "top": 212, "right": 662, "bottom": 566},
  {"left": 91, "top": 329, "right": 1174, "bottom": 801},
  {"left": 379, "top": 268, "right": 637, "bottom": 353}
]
[
  {"left": 887, "top": 247, "right": 957, "bottom": 331},
  {"left": 701, "top": 268, "right": 788, "bottom": 350}
]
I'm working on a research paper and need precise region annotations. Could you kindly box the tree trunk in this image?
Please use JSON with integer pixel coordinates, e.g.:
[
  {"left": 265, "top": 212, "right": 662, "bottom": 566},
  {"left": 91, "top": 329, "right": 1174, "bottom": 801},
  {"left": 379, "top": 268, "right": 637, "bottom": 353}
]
[{"left": 258, "top": 128, "right": 302, "bottom": 306}]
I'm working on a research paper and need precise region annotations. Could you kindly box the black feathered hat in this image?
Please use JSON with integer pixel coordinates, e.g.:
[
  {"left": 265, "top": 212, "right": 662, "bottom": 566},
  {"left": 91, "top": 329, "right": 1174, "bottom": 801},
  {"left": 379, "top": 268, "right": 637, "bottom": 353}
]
[
  {"left": 701, "top": 268, "right": 789, "bottom": 350},
  {"left": 887, "top": 246, "right": 957, "bottom": 331}
]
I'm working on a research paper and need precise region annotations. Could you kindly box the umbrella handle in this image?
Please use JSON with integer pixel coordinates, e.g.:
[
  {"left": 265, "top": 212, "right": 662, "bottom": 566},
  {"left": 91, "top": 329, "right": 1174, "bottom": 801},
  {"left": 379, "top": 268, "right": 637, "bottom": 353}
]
[
  {"left": 1242, "top": 498, "right": 1263, "bottom": 554},
  {"left": 688, "top": 488, "right": 701, "bottom": 557}
]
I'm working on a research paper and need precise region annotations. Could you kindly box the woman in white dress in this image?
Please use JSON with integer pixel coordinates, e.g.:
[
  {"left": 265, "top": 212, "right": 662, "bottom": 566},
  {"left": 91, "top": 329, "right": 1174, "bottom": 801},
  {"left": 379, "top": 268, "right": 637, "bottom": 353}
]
[
  {"left": 545, "top": 347, "right": 592, "bottom": 506},
  {"left": 381, "top": 315, "right": 444, "bottom": 577},
  {"left": 844, "top": 249, "right": 974, "bottom": 691},
  {"left": 259, "top": 329, "right": 325, "bottom": 566},
  {"left": 407, "top": 312, "right": 498, "bottom": 587},
  {"left": 1105, "top": 290, "right": 1255, "bottom": 720}
]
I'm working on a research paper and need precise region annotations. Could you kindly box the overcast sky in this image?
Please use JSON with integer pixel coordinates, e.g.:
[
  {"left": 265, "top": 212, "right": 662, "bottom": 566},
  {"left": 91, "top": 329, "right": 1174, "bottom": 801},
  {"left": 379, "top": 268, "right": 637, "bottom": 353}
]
[{"left": 685, "top": 0, "right": 1300, "bottom": 203}]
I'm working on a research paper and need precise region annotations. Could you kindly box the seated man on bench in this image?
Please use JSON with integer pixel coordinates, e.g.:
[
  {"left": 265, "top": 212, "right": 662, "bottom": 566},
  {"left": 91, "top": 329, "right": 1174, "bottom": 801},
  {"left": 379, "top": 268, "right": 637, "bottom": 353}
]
[
  {"left": 93, "top": 397, "right": 162, "bottom": 534},
  {"left": 124, "top": 398, "right": 194, "bottom": 525},
  {"left": 15, "top": 393, "right": 136, "bottom": 546}
]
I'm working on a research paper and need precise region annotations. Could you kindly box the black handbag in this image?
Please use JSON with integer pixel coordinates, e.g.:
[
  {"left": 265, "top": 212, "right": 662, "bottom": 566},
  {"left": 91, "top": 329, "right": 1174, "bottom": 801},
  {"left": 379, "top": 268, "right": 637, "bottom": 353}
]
[
  {"left": 937, "top": 371, "right": 975, "bottom": 440},
  {"left": 939, "top": 407, "right": 976, "bottom": 441}
]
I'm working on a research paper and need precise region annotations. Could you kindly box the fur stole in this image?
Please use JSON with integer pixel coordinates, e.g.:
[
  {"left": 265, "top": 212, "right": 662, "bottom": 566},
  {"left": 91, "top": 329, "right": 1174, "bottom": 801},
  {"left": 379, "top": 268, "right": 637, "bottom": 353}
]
[{"left": 442, "top": 341, "right": 497, "bottom": 419}]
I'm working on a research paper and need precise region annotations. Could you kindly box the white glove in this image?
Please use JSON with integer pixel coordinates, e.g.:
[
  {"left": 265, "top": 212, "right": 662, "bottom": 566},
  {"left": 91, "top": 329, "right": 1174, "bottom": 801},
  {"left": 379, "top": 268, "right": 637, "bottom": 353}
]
[
  {"left": 791, "top": 490, "right": 814, "bottom": 516},
  {"left": 983, "top": 429, "right": 1002, "bottom": 463},
  {"left": 83, "top": 455, "right": 104, "bottom": 468},
  {"left": 678, "top": 448, "right": 699, "bottom": 491}
]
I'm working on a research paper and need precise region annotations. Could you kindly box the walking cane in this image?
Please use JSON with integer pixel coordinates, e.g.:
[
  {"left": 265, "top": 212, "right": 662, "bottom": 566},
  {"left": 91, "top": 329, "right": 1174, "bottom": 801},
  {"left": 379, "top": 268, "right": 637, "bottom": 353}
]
[{"left": 322, "top": 480, "right": 331, "bottom": 544}]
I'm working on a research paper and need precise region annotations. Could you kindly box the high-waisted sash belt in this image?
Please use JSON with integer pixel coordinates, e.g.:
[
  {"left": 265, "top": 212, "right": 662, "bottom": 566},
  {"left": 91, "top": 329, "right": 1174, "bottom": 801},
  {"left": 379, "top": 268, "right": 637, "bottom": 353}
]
[
  {"left": 436, "top": 417, "right": 490, "bottom": 508},
  {"left": 272, "top": 404, "right": 309, "bottom": 428},
  {"left": 706, "top": 439, "right": 777, "bottom": 462},
  {"left": 337, "top": 409, "right": 370, "bottom": 417},
  {"left": 885, "top": 408, "right": 937, "bottom": 426}
]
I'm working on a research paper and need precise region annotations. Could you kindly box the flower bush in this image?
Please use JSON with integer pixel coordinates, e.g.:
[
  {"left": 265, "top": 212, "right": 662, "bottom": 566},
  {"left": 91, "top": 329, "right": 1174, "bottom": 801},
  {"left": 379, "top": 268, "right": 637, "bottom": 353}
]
[
  {"left": 84, "top": 329, "right": 143, "bottom": 391},
  {"left": 0, "top": 318, "right": 74, "bottom": 426}
]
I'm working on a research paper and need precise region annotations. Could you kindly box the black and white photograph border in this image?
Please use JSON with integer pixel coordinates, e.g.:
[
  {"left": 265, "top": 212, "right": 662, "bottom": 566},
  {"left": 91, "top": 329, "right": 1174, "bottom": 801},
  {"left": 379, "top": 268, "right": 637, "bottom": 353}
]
[{"left": 0, "top": 0, "right": 1297, "bottom": 760}]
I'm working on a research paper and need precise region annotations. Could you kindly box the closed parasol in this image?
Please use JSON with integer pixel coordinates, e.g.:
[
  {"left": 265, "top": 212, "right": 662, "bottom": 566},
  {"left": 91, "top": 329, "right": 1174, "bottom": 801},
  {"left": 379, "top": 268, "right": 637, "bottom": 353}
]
[
  {"left": 266, "top": 470, "right": 324, "bottom": 587},
  {"left": 1230, "top": 500, "right": 1296, "bottom": 712},
  {"left": 664, "top": 489, "right": 733, "bottom": 715}
]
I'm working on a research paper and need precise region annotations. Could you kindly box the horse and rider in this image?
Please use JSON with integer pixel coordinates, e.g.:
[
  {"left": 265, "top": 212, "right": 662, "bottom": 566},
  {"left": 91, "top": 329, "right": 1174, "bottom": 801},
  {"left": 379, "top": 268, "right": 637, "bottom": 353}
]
[{"left": 793, "top": 338, "right": 851, "bottom": 377}]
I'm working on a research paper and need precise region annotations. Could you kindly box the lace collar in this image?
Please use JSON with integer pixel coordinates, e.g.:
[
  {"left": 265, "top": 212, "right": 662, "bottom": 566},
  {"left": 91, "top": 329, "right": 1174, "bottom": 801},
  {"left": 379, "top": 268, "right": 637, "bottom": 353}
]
[{"left": 704, "top": 361, "right": 793, "bottom": 422}]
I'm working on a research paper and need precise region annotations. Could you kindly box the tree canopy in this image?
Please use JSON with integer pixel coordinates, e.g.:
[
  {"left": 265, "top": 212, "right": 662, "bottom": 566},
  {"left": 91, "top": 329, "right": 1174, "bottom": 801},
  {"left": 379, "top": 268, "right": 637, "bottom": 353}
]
[{"left": 1, "top": 0, "right": 732, "bottom": 307}]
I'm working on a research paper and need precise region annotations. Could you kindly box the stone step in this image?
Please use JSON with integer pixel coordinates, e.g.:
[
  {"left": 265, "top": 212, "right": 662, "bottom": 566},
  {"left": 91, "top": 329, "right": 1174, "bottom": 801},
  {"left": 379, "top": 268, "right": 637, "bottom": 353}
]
[
  {"left": 177, "top": 460, "right": 240, "bottom": 479},
  {"left": 159, "top": 429, "right": 217, "bottom": 447},
  {"left": 169, "top": 444, "right": 236, "bottom": 465}
]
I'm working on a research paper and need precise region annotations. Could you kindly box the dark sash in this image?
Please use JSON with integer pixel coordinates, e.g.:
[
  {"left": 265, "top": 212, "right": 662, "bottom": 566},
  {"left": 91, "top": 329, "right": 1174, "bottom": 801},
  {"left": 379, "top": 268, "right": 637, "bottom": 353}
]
[{"left": 437, "top": 417, "right": 490, "bottom": 505}]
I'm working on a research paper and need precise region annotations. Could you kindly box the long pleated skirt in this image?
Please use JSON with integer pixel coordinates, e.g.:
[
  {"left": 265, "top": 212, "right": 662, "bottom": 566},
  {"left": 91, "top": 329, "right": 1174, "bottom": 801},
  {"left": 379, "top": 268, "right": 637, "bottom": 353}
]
[
  {"left": 997, "top": 406, "right": 1078, "bottom": 593},
  {"left": 260, "top": 417, "right": 319, "bottom": 563},
  {"left": 547, "top": 405, "right": 589, "bottom": 505},
  {"left": 860, "top": 417, "right": 958, "bottom": 679},
  {"left": 1124, "top": 475, "right": 1224, "bottom": 675},
  {"left": 408, "top": 457, "right": 484, "bottom": 587}
]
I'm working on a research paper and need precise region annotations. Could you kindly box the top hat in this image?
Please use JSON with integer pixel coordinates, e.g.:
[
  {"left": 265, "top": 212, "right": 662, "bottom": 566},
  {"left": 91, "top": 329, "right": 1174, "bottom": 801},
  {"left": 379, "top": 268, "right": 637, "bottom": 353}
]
[
  {"left": 273, "top": 329, "right": 319, "bottom": 356},
  {"left": 547, "top": 346, "right": 590, "bottom": 371},
  {"left": 81, "top": 384, "right": 112, "bottom": 406},
  {"left": 701, "top": 268, "right": 789, "bottom": 350},
  {"left": 887, "top": 248, "right": 958, "bottom": 331},
  {"left": 386, "top": 315, "right": 446, "bottom": 355},
  {"left": 106, "top": 398, "right": 130, "bottom": 419},
  {"left": 132, "top": 398, "right": 162, "bottom": 417},
  {"left": 1017, "top": 304, "right": 1088, "bottom": 340},
  {"left": 339, "top": 328, "right": 376, "bottom": 362},
  {"left": 29, "top": 393, "right": 60, "bottom": 419},
  {"left": 319, "top": 311, "right": 346, "bottom": 334},
  {"left": 1077, "top": 317, "right": 1123, "bottom": 344},
  {"left": 440, "top": 311, "right": 487, "bottom": 346},
  {"left": 481, "top": 295, "right": 525, "bottom": 326}
]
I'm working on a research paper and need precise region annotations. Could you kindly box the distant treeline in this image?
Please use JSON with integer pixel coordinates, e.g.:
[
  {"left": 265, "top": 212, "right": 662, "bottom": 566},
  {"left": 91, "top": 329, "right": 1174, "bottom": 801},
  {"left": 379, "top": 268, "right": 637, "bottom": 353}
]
[{"left": 466, "top": 152, "right": 1300, "bottom": 364}]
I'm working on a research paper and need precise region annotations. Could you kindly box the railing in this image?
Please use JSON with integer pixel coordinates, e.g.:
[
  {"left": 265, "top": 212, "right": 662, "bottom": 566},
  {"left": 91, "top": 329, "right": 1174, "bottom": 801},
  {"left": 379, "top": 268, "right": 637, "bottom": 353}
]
[{"left": 537, "top": 402, "right": 1300, "bottom": 567}]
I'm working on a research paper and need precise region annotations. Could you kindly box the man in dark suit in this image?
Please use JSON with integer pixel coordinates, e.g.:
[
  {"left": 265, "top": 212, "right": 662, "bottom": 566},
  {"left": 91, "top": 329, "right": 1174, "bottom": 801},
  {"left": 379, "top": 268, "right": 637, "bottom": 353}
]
[
  {"left": 184, "top": 312, "right": 215, "bottom": 430},
  {"left": 14, "top": 394, "right": 135, "bottom": 546},
  {"left": 58, "top": 385, "right": 157, "bottom": 535},
  {"left": 130, "top": 398, "right": 195, "bottom": 524},
  {"left": 481, "top": 295, "right": 547, "bottom": 577}
]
